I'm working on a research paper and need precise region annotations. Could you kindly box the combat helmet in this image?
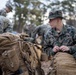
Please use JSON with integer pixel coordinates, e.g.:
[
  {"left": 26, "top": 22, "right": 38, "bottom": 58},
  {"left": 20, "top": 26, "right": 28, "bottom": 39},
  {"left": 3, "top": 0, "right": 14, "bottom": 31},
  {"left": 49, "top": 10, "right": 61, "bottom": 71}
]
[
  {"left": 48, "top": 10, "right": 63, "bottom": 20},
  {"left": 5, "top": 1, "right": 13, "bottom": 11}
]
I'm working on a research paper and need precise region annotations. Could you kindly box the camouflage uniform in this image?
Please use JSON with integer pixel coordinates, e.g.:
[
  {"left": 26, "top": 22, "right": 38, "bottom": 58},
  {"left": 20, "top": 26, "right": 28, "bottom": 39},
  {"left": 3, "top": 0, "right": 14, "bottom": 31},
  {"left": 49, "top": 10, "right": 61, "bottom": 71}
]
[
  {"left": 43, "top": 9, "right": 76, "bottom": 75},
  {"left": 44, "top": 25, "right": 76, "bottom": 58},
  {"left": 0, "top": 16, "right": 13, "bottom": 33},
  {"left": 32, "top": 24, "right": 51, "bottom": 46}
]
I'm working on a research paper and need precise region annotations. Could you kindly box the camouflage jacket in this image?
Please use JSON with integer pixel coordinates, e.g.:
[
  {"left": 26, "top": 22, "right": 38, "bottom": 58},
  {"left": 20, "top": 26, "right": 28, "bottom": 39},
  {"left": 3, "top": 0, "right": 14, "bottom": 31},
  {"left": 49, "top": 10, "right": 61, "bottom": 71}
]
[
  {"left": 0, "top": 8, "right": 7, "bottom": 17},
  {"left": 44, "top": 25, "right": 76, "bottom": 58},
  {"left": 0, "top": 16, "right": 13, "bottom": 33}
]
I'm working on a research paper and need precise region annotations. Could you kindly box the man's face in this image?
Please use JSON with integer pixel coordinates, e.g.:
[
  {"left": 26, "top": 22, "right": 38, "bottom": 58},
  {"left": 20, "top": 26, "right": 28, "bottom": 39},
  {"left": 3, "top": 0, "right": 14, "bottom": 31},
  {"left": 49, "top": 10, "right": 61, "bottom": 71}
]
[
  {"left": 6, "top": 7, "right": 11, "bottom": 13},
  {"left": 49, "top": 18, "right": 57, "bottom": 28}
]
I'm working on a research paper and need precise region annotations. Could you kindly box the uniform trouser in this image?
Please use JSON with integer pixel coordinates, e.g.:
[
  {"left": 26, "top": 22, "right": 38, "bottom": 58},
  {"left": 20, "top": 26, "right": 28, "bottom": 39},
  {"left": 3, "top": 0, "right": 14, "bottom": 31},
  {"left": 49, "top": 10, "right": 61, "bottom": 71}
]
[{"left": 52, "top": 52, "right": 76, "bottom": 75}]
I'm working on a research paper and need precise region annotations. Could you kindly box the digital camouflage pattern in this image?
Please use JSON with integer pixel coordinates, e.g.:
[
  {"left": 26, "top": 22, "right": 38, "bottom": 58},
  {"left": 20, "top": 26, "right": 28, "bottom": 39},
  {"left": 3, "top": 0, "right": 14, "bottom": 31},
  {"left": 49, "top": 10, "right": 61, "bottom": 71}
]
[
  {"left": 0, "top": 16, "right": 13, "bottom": 33},
  {"left": 44, "top": 25, "right": 76, "bottom": 58}
]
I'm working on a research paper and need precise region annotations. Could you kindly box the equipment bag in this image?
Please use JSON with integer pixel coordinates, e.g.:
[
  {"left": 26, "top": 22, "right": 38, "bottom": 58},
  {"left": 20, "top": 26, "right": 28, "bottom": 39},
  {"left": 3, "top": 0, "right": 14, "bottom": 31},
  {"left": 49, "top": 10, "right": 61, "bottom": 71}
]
[{"left": 2, "top": 49, "right": 20, "bottom": 72}]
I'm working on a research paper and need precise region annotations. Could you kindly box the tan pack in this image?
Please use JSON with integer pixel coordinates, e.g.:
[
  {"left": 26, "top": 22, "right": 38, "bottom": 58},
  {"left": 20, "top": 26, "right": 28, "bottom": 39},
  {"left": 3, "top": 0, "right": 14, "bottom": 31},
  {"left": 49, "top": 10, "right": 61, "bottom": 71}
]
[
  {"left": 2, "top": 49, "right": 20, "bottom": 72},
  {"left": 53, "top": 52, "right": 76, "bottom": 75}
]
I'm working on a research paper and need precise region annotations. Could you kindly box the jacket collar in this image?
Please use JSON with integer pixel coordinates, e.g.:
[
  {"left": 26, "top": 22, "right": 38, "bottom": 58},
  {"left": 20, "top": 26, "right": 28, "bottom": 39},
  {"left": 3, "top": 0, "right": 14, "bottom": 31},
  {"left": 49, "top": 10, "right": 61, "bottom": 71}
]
[{"left": 51, "top": 25, "right": 67, "bottom": 36}]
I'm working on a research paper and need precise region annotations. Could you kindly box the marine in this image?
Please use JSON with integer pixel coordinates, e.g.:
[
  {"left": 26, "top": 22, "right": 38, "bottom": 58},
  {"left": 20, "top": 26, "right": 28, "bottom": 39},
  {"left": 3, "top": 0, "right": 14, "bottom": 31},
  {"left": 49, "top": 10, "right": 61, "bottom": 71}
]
[
  {"left": 32, "top": 24, "right": 51, "bottom": 47},
  {"left": 0, "top": 1, "right": 13, "bottom": 16},
  {"left": 43, "top": 9, "right": 76, "bottom": 75}
]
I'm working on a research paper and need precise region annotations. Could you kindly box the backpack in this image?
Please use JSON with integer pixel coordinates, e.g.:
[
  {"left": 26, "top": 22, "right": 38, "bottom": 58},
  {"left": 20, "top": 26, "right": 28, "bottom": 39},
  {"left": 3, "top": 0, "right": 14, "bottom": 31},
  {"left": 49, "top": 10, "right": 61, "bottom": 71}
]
[{"left": 0, "top": 33, "right": 20, "bottom": 72}]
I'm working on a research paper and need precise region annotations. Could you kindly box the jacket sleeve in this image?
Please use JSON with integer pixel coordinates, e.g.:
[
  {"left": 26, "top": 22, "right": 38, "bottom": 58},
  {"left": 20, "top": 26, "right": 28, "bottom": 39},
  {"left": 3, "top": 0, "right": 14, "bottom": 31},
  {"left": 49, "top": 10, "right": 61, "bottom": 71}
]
[
  {"left": 5, "top": 21, "right": 13, "bottom": 32},
  {"left": 43, "top": 30, "right": 56, "bottom": 56},
  {"left": 69, "top": 27, "right": 76, "bottom": 54},
  {"left": 0, "top": 22, "right": 3, "bottom": 33}
]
